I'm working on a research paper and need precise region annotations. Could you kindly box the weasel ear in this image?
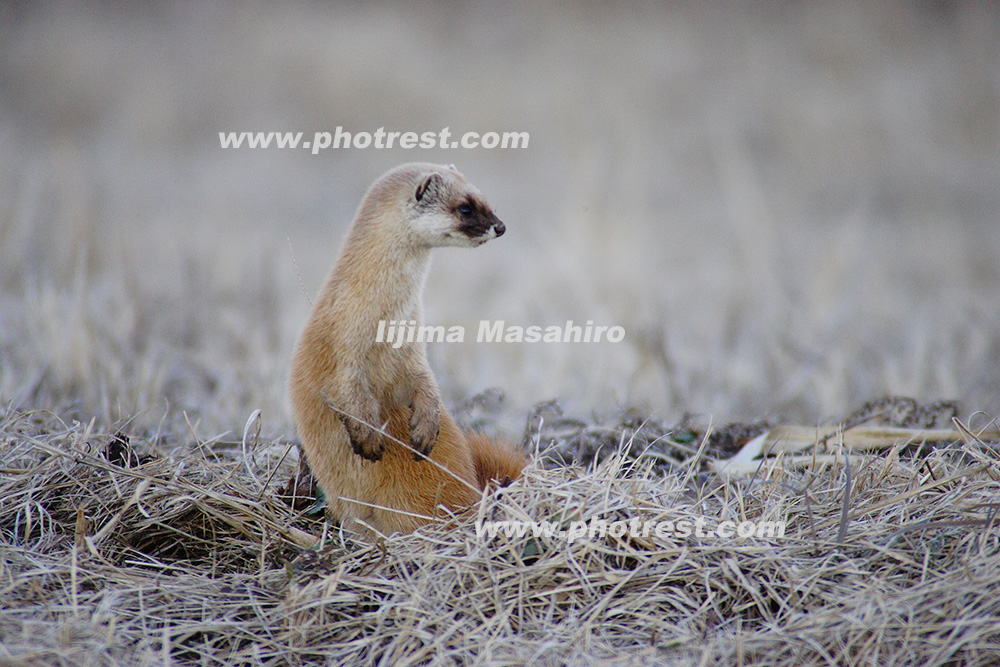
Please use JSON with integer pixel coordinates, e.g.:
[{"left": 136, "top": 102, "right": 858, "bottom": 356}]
[{"left": 414, "top": 173, "right": 443, "bottom": 203}]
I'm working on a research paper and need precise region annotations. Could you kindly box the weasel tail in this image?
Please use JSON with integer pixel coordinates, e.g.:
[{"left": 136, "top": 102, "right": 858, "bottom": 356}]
[{"left": 288, "top": 163, "right": 525, "bottom": 535}]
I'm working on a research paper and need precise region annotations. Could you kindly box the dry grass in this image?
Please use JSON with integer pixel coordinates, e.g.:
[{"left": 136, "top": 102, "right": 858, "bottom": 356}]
[{"left": 2, "top": 405, "right": 999, "bottom": 666}]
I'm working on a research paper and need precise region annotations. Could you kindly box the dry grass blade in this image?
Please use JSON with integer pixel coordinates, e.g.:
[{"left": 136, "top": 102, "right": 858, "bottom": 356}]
[{"left": 836, "top": 435, "right": 851, "bottom": 545}]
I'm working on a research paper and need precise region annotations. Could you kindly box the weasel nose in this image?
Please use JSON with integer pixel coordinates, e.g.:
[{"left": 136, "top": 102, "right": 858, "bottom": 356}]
[{"left": 493, "top": 218, "right": 506, "bottom": 237}]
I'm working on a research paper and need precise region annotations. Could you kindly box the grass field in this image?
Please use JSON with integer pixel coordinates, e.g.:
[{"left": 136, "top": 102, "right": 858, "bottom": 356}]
[{"left": 1, "top": 1, "right": 999, "bottom": 665}]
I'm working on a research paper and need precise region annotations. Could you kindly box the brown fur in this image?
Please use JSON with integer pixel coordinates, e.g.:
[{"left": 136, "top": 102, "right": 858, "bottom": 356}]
[{"left": 289, "top": 163, "right": 525, "bottom": 535}]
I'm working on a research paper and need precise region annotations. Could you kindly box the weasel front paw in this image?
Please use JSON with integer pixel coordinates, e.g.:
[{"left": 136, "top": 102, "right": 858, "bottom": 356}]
[
  {"left": 409, "top": 404, "right": 440, "bottom": 461},
  {"left": 343, "top": 411, "right": 384, "bottom": 461}
]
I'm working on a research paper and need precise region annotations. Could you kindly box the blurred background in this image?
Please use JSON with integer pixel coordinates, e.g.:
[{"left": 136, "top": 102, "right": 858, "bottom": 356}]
[{"left": 1, "top": 1, "right": 998, "bottom": 440}]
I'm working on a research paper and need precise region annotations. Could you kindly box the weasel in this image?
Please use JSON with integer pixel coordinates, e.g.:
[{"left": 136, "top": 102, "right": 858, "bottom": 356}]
[{"left": 288, "top": 163, "right": 525, "bottom": 535}]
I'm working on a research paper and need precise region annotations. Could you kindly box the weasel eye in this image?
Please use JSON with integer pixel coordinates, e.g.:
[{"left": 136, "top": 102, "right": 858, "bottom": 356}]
[{"left": 458, "top": 204, "right": 473, "bottom": 216}]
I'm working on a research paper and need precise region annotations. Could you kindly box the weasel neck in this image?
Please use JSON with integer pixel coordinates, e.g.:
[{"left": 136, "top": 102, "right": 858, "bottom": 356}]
[{"left": 334, "top": 230, "right": 432, "bottom": 323}]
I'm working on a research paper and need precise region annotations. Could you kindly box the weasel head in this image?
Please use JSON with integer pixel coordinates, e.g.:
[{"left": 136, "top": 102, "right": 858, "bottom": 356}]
[{"left": 364, "top": 163, "right": 506, "bottom": 249}]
